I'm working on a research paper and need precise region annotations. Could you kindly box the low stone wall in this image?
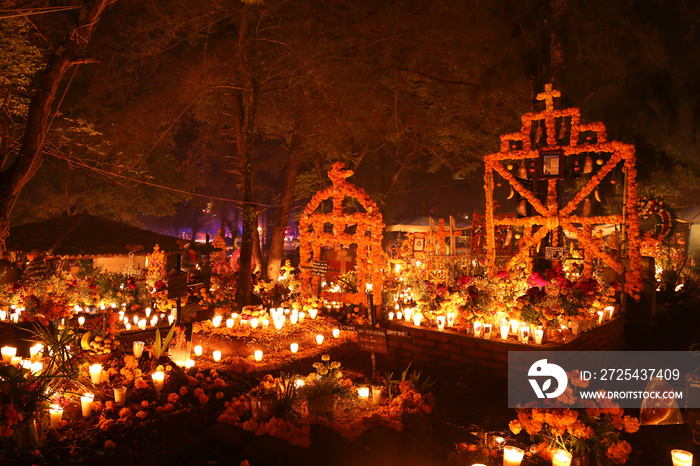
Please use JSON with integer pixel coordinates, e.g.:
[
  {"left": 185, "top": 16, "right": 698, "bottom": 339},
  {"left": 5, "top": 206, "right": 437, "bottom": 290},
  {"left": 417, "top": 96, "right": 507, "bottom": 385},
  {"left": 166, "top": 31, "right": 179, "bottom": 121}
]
[{"left": 386, "top": 315, "right": 625, "bottom": 379}]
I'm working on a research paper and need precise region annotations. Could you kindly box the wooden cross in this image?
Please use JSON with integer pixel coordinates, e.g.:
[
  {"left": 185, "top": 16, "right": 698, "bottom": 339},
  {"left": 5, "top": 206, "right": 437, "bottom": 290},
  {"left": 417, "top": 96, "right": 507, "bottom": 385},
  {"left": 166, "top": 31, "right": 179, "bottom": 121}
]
[
  {"left": 429, "top": 218, "right": 462, "bottom": 255},
  {"left": 537, "top": 83, "right": 561, "bottom": 111}
]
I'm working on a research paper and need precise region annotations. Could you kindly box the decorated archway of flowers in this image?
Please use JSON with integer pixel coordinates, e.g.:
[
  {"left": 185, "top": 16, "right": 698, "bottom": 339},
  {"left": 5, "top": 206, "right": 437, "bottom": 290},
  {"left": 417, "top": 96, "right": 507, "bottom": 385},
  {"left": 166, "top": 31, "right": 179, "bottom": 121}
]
[
  {"left": 484, "top": 85, "right": 643, "bottom": 298},
  {"left": 299, "top": 162, "right": 384, "bottom": 305}
]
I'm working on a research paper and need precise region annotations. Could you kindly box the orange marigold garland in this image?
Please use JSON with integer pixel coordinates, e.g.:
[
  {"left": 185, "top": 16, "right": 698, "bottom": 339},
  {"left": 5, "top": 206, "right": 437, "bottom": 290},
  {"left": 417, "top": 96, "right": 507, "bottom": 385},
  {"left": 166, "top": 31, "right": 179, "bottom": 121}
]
[
  {"left": 484, "top": 85, "right": 642, "bottom": 298},
  {"left": 299, "top": 162, "right": 384, "bottom": 306}
]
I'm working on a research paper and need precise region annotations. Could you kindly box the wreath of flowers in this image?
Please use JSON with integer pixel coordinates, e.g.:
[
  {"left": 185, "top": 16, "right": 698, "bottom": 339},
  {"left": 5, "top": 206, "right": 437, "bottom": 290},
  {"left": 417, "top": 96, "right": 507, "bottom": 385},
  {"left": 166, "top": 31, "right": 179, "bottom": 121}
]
[
  {"left": 637, "top": 198, "right": 673, "bottom": 243},
  {"left": 298, "top": 162, "right": 385, "bottom": 305},
  {"left": 483, "top": 85, "right": 642, "bottom": 299}
]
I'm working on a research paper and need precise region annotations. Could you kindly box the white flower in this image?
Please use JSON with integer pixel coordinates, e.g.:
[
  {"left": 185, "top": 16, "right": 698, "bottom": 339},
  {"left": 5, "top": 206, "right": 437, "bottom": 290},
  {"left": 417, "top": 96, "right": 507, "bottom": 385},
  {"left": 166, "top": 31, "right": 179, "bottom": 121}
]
[{"left": 321, "top": 354, "right": 330, "bottom": 362}]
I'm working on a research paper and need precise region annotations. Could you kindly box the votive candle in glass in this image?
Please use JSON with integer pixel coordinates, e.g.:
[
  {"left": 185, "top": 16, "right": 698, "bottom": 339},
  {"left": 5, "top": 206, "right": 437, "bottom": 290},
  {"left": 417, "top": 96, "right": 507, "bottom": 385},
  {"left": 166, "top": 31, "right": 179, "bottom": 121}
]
[
  {"left": 552, "top": 449, "right": 572, "bottom": 466},
  {"left": 150, "top": 315, "right": 158, "bottom": 327},
  {"left": 250, "top": 317, "right": 259, "bottom": 329},
  {"left": 290, "top": 343, "right": 299, "bottom": 354},
  {"left": 138, "top": 319, "right": 147, "bottom": 330},
  {"left": 114, "top": 387, "right": 127, "bottom": 407},
  {"left": 133, "top": 341, "right": 145, "bottom": 359},
  {"left": 503, "top": 445, "right": 524, "bottom": 466},
  {"left": 357, "top": 386, "right": 370, "bottom": 399},
  {"left": 671, "top": 450, "right": 693, "bottom": 466},
  {"left": 212, "top": 350, "right": 222, "bottom": 362},
  {"left": 534, "top": 327, "right": 544, "bottom": 345},
  {"left": 519, "top": 326, "right": 530, "bottom": 344},
  {"left": 89, "top": 363, "right": 102, "bottom": 384},
  {"left": 412, "top": 313, "right": 422, "bottom": 327},
  {"left": 436, "top": 316, "right": 446, "bottom": 331},
  {"left": 254, "top": 350, "right": 263, "bottom": 362},
  {"left": 483, "top": 323, "right": 492, "bottom": 339},
  {"left": 168, "top": 314, "right": 175, "bottom": 325},
  {"left": 185, "top": 359, "right": 195, "bottom": 369},
  {"left": 151, "top": 371, "right": 165, "bottom": 394},
  {"left": 316, "top": 334, "right": 324, "bottom": 345},
  {"left": 78, "top": 316, "right": 85, "bottom": 327},
  {"left": 49, "top": 404, "right": 63, "bottom": 428},
  {"left": 309, "top": 308, "right": 318, "bottom": 319},
  {"left": 446, "top": 312, "right": 456, "bottom": 327},
  {"left": 510, "top": 320, "right": 519, "bottom": 334},
  {"left": 212, "top": 315, "right": 222, "bottom": 327},
  {"left": 1, "top": 346, "right": 17, "bottom": 363},
  {"left": 274, "top": 317, "right": 284, "bottom": 330},
  {"left": 30, "top": 343, "right": 43, "bottom": 361},
  {"left": 332, "top": 328, "right": 340, "bottom": 338},
  {"left": 473, "top": 321, "right": 483, "bottom": 338},
  {"left": 262, "top": 317, "right": 270, "bottom": 328},
  {"left": 371, "top": 385, "right": 383, "bottom": 405},
  {"left": 81, "top": 393, "right": 94, "bottom": 417},
  {"left": 298, "top": 312, "right": 305, "bottom": 323},
  {"left": 226, "top": 318, "right": 234, "bottom": 328},
  {"left": 193, "top": 345, "right": 203, "bottom": 357},
  {"left": 145, "top": 307, "right": 152, "bottom": 318},
  {"left": 290, "top": 313, "right": 298, "bottom": 324}
]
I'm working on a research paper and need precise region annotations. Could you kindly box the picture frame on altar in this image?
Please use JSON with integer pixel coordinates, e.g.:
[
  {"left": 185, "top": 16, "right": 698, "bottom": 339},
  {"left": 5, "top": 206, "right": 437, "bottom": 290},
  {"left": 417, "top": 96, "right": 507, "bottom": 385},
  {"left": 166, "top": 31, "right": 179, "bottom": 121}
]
[
  {"left": 413, "top": 237, "right": 425, "bottom": 252},
  {"left": 539, "top": 149, "right": 564, "bottom": 180}
]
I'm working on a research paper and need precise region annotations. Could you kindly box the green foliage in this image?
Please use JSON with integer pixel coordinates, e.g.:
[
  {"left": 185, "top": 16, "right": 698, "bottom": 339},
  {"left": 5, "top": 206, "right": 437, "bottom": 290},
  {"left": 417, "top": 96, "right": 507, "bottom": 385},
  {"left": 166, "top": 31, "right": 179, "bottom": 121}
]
[
  {"left": 152, "top": 324, "right": 177, "bottom": 360},
  {"left": 274, "top": 372, "right": 299, "bottom": 421}
]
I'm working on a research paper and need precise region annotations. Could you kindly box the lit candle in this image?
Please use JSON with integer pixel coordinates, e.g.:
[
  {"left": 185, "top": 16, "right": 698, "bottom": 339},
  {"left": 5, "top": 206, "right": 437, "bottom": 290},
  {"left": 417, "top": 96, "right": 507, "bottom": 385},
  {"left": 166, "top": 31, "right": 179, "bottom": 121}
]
[
  {"left": 371, "top": 385, "right": 382, "bottom": 405},
  {"left": 151, "top": 371, "right": 165, "bottom": 394},
  {"left": 30, "top": 361, "right": 43, "bottom": 374},
  {"left": 397, "top": 311, "right": 403, "bottom": 320},
  {"left": 309, "top": 308, "right": 318, "bottom": 319},
  {"left": 388, "top": 312, "right": 395, "bottom": 320},
  {"left": 262, "top": 317, "right": 270, "bottom": 328},
  {"left": 254, "top": 350, "right": 263, "bottom": 362},
  {"left": 224, "top": 318, "right": 234, "bottom": 328},
  {"left": 150, "top": 316, "right": 158, "bottom": 327},
  {"left": 298, "top": 312, "right": 305, "bottom": 323},
  {"left": 290, "top": 313, "right": 298, "bottom": 324},
  {"left": 597, "top": 310, "right": 604, "bottom": 325},
  {"left": 605, "top": 305, "right": 615, "bottom": 320},
  {"left": 138, "top": 319, "right": 147, "bottom": 330},
  {"left": 503, "top": 446, "right": 524, "bottom": 466},
  {"left": 1, "top": 346, "right": 17, "bottom": 364},
  {"left": 89, "top": 363, "right": 102, "bottom": 384},
  {"left": 332, "top": 328, "right": 340, "bottom": 338},
  {"left": 473, "top": 321, "right": 483, "bottom": 338},
  {"left": 133, "top": 315, "right": 139, "bottom": 324},
  {"left": 250, "top": 317, "right": 259, "bottom": 329},
  {"left": 446, "top": 312, "right": 455, "bottom": 327},
  {"left": 274, "top": 317, "right": 284, "bottom": 330},
  {"left": 404, "top": 308, "right": 413, "bottom": 322},
  {"left": 0, "top": 310, "right": 6, "bottom": 320},
  {"left": 552, "top": 449, "right": 572, "bottom": 466},
  {"left": 212, "top": 315, "right": 222, "bottom": 327},
  {"left": 168, "top": 314, "right": 175, "bottom": 325},
  {"left": 357, "top": 386, "right": 370, "bottom": 399},
  {"left": 534, "top": 327, "right": 544, "bottom": 344},
  {"left": 80, "top": 393, "right": 94, "bottom": 417},
  {"left": 10, "top": 312, "right": 19, "bottom": 323},
  {"left": 510, "top": 320, "right": 519, "bottom": 334},
  {"left": 316, "top": 334, "right": 324, "bottom": 345},
  {"left": 10, "top": 356, "right": 21, "bottom": 367},
  {"left": 671, "top": 450, "right": 693, "bottom": 466},
  {"left": 30, "top": 343, "right": 43, "bottom": 361},
  {"left": 114, "top": 387, "right": 127, "bottom": 407},
  {"left": 193, "top": 345, "right": 203, "bottom": 357},
  {"left": 133, "top": 341, "right": 145, "bottom": 359},
  {"left": 212, "top": 351, "right": 222, "bottom": 362},
  {"left": 78, "top": 316, "right": 85, "bottom": 326},
  {"left": 436, "top": 316, "right": 445, "bottom": 331},
  {"left": 483, "top": 323, "right": 492, "bottom": 339},
  {"left": 185, "top": 359, "right": 195, "bottom": 368},
  {"left": 413, "top": 313, "right": 422, "bottom": 327},
  {"left": 520, "top": 326, "right": 530, "bottom": 343},
  {"left": 49, "top": 404, "right": 63, "bottom": 428},
  {"left": 125, "top": 322, "right": 132, "bottom": 330},
  {"left": 145, "top": 307, "right": 152, "bottom": 318}
]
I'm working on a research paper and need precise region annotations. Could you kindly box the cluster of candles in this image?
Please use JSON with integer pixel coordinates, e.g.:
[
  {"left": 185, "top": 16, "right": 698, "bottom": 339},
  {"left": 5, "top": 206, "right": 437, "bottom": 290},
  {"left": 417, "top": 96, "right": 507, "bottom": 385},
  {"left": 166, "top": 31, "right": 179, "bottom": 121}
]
[
  {"left": 1, "top": 344, "right": 44, "bottom": 373},
  {"left": 118, "top": 307, "right": 175, "bottom": 331},
  {"left": 0, "top": 305, "right": 24, "bottom": 323},
  {"left": 355, "top": 385, "right": 383, "bottom": 405},
  {"left": 210, "top": 306, "right": 320, "bottom": 331}
]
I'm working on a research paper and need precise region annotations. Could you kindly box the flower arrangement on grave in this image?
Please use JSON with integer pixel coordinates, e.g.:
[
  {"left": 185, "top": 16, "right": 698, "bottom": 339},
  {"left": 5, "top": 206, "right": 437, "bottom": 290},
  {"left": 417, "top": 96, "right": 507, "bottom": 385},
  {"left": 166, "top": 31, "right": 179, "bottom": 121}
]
[
  {"left": 199, "top": 277, "right": 239, "bottom": 315},
  {"left": 510, "top": 372, "right": 640, "bottom": 465},
  {"left": 298, "top": 355, "right": 355, "bottom": 412}
]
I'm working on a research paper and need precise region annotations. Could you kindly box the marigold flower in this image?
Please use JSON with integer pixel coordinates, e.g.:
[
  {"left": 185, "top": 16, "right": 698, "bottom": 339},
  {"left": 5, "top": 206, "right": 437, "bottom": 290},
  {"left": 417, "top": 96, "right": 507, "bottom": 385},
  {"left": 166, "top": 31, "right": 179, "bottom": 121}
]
[
  {"left": 104, "top": 440, "right": 116, "bottom": 449},
  {"left": 135, "top": 410, "right": 148, "bottom": 420}
]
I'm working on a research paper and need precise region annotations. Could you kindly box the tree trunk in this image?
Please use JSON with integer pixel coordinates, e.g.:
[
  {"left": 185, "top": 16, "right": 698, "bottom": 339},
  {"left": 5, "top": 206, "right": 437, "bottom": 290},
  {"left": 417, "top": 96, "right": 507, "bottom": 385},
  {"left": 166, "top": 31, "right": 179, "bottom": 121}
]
[
  {"left": 0, "top": 0, "right": 112, "bottom": 249},
  {"left": 233, "top": 4, "right": 257, "bottom": 307},
  {"left": 266, "top": 108, "right": 305, "bottom": 281}
]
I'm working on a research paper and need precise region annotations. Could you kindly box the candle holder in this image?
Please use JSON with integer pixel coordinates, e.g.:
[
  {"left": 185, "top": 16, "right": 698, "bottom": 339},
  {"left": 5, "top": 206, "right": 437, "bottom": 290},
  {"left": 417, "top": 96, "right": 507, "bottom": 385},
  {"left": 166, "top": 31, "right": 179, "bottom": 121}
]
[
  {"left": 49, "top": 404, "right": 63, "bottom": 429},
  {"left": 81, "top": 393, "right": 94, "bottom": 417},
  {"left": 332, "top": 328, "right": 340, "bottom": 338},
  {"left": 193, "top": 345, "right": 203, "bottom": 357},
  {"left": 290, "top": 343, "right": 299, "bottom": 354},
  {"left": 436, "top": 315, "right": 446, "bottom": 331},
  {"left": 151, "top": 371, "right": 165, "bottom": 394},
  {"left": 503, "top": 445, "right": 524, "bottom": 466},
  {"left": 254, "top": 350, "right": 263, "bottom": 362},
  {"left": 212, "top": 350, "right": 222, "bottom": 362},
  {"left": 316, "top": 334, "right": 324, "bottom": 345},
  {"left": 551, "top": 449, "right": 572, "bottom": 466},
  {"left": 1, "top": 346, "right": 17, "bottom": 364},
  {"left": 114, "top": 387, "right": 127, "bottom": 407},
  {"left": 671, "top": 449, "right": 693, "bottom": 466},
  {"left": 89, "top": 363, "right": 102, "bottom": 384},
  {"left": 133, "top": 341, "right": 145, "bottom": 359}
]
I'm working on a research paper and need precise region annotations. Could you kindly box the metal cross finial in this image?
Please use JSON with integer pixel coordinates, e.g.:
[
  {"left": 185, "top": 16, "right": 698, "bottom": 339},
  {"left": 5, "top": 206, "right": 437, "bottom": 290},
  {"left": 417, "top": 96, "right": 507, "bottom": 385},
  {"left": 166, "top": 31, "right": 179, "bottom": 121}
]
[{"left": 537, "top": 83, "right": 561, "bottom": 111}]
